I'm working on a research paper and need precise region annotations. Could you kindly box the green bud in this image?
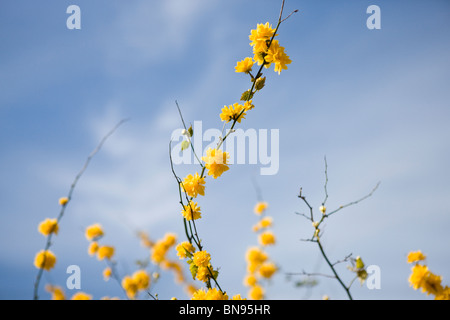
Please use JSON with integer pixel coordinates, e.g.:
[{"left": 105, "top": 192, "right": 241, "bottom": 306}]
[{"left": 255, "top": 76, "right": 266, "bottom": 91}]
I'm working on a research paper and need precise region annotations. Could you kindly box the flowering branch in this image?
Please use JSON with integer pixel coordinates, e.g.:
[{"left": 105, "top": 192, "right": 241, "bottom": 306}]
[{"left": 33, "top": 119, "right": 128, "bottom": 300}]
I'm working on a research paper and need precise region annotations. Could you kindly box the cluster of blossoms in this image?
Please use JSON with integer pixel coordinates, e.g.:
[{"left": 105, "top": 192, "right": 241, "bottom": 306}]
[
  {"left": 45, "top": 285, "right": 93, "bottom": 300},
  {"left": 236, "top": 21, "right": 291, "bottom": 75},
  {"left": 243, "top": 201, "right": 278, "bottom": 300},
  {"left": 408, "top": 250, "right": 450, "bottom": 300},
  {"left": 33, "top": 197, "right": 68, "bottom": 272},
  {"left": 85, "top": 223, "right": 115, "bottom": 262},
  {"left": 142, "top": 232, "right": 197, "bottom": 297},
  {"left": 121, "top": 269, "right": 151, "bottom": 299},
  {"left": 174, "top": 19, "right": 292, "bottom": 300}
]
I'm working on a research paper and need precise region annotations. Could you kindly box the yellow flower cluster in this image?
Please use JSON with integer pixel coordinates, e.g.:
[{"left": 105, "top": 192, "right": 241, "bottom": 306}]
[
  {"left": 45, "top": 285, "right": 65, "bottom": 300},
  {"left": 121, "top": 269, "right": 150, "bottom": 299},
  {"left": 85, "top": 223, "right": 115, "bottom": 261},
  {"left": 34, "top": 199, "right": 65, "bottom": 271},
  {"left": 34, "top": 250, "right": 56, "bottom": 271},
  {"left": 38, "top": 218, "right": 59, "bottom": 236},
  {"left": 248, "top": 22, "right": 291, "bottom": 74},
  {"left": 407, "top": 250, "right": 450, "bottom": 300},
  {"left": 244, "top": 201, "right": 278, "bottom": 300},
  {"left": 151, "top": 233, "right": 177, "bottom": 264},
  {"left": 137, "top": 231, "right": 195, "bottom": 297}
]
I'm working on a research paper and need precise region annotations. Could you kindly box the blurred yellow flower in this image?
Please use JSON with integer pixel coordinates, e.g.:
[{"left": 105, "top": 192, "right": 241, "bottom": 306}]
[
  {"left": 248, "top": 284, "right": 264, "bottom": 300},
  {"left": 259, "top": 262, "right": 277, "bottom": 279},
  {"left": 71, "top": 292, "right": 92, "bottom": 300},
  {"left": 407, "top": 250, "right": 426, "bottom": 264},
  {"left": 58, "top": 197, "right": 69, "bottom": 206},
  {"left": 87, "top": 241, "right": 99, "bottom": 256},
  {"left": 103, "top": 267, "right": 112, "bottom": 281},
  {"left": 34, "top": 250, "right": 56, "bottom": 271},
  {"left": 85, "top": 223, "right": 104, "bottom": 241},
  {"left": 97, "top": 245, "right": 115, "bottom": 261},
  {"left": 254, "top": 202, "right": 268, "bottom": 215},
  {"left": 38, "top": 218, "right": 59, "bottom": 236},
  {"left": 122, "top": 276, "right": 138, "bottom": 299},
  {"left": 45, "top": 285, "right": 65, "bottom": 300},
  {"left": 258, "top": 231, "right": 276, "bottom": 246},
  {"left": 132, "top": 270, "right": 150, "bottom": 291}
]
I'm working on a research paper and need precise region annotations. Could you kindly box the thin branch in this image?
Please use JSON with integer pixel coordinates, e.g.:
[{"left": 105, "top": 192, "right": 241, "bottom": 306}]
[
  {"left": 33, "top": 118, "right": 128, "bottom": 300},
  {"left": 322, "top": 156, "right": 329, "bottom": 206},
  {"left": 326, "top": 182, "right": 381, "bottom": 218}
]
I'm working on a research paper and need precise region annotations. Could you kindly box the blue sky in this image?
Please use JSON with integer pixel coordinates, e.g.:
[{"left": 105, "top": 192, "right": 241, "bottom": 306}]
[{"left": 1, "top": 0, "right": 450, "bottom": 300}]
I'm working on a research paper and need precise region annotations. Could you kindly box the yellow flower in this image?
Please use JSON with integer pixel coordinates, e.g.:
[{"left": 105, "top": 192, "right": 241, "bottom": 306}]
[
  {"left": 176, "top": 241, "right": 196, "bottom": 259},
  {"left": 181, "top": 172, "right": 206, "bottom": 198},
  {"left": 196, "top": 266, "right": 212, "bottom": 282},
  {"left": 45, "top": 285, "right": 65, "bottom": 300},
  {"left": 151, "top": 233, "right": 177, "bottom": 264},
  {"left": 34, "top": 250, "right": 56, "bottom": 271},
  {"left": 407, "top": 250, "right": 426, "bottom": 264},
  {"left": 85, "top": 223, "right": 104, "bottom": 241},
  {"left": 71, "top": 292, "right": 92, "bottom": 300},
  {"left": 409, "top": 264, "right": 429, "bottom": 290},
  {"left": 122, "top": 276, "right": 138, "bottom": 299},
  {"left": 191, "top": 288, "right": 208, "bottom": 300},
  {"left": 264, "top": 40, "right": 291, "bottom": 74},
  {"left": 243, "top": 274, "right": 258, "bottom": 287},
  {"left": 163, "top": 233, "right": 177, "bottom": 247},
  {"left": 422, "top": 272, "right": 443, "bottom": 296},
  {"left": 58, "top": 197, "right": 69, "bottom": 206},
  {"left": 38, "top": 218, "right": 59, "bottom": 236},
  {"left": 248, "top": 284, "right": 264, "bottom": 300},
  {"left": 254, "top": 202, "right": 268, "bottom": 215},
  {"left": 319, "top": 205, "right": 326, "bottom": 214},
  {"left": 103, "top": 267, "right": 112, "bottom": 281},
  {"left": 132, "top": 270, "right": 150, "bottom": 291},
  {"left": 260, "top": 217, "right": 273, "bottom": 228},
  {"left": 88, "top": 241, "right": 99, "bottom": 256},
  {"left": 202, "top": 148, "right": 230, "bottom": 179},
  {"left": 232, "top": 294, "right": 246, "bottom": 300},
  {"left": 435, "top": 286, "right": 450, "bottom": 300},
  {"left": 259, "top": 262, "right": 277, "bottom": 279},
  {"left": 249, "top": 22, "right": 276, "bottom": 53},
  {"left": 258, "top": 231, "right": 276, "bottom": 246},
  {"left": 206, "top": 288, "right": 228, "bottom": 300},
  {"left": 246, "top": 247, "right": 268, "bottom": 273},
  {"left": 97, "top": 245, "right": 115, "bottom": 261},
  {"left": 235, "top": 57, "right": 254, "bottom": 73},
  {"left": 181, "top": 201, "right": 202, "bottom": 221},
  {"left": 220, "top": 103, "right": 246, "bottom": 123},
  {"left": 193, "top": 250, "right": 211, "bottom": 268},
  {"left": 243, "top": 100, "right": 255, "bottom": 111}
]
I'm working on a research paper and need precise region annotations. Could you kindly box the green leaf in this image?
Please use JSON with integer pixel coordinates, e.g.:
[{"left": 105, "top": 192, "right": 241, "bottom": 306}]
[
  {"left": 240, "top": 90, "right": 254, "bottom": 101},
  {"left": 181, "top": 140, "right": 190, "bottom": 151},
  {"left": 255, "top": 76, "right": 266, "bottom": 91},
  {"left": 187, "top": 125, "right": 193, "bottom": 137},
  {"left": 189, "top": 262, "right": 198, "bottom": 280}
]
